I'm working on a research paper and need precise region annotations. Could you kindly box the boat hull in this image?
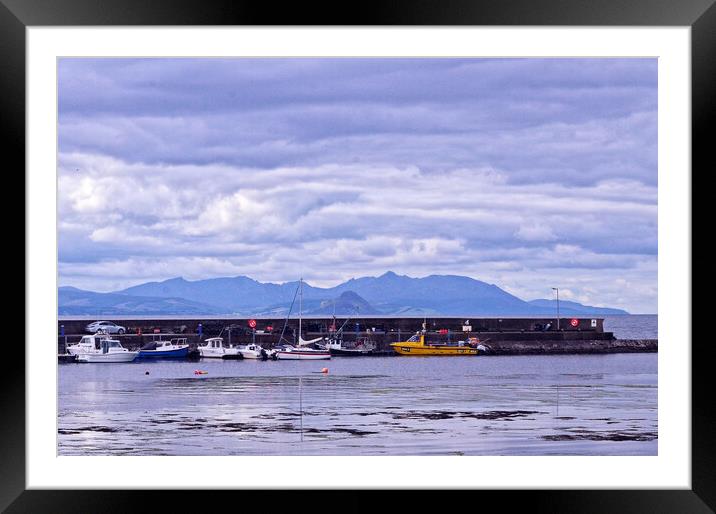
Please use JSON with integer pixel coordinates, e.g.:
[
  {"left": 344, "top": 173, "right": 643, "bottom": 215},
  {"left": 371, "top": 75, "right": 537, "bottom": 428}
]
[
  {"left": 77, "top": 352, "right": 139, "bottom": 363},
  {"left": 275, "top": 350, "right": 331, "bottom": 360},
  {"left": 199, "top": 348, "right": 243, "bottom": 358},
  {"left": 390, "top": 344, "right": 479, "bottom": 356},
  {"left": 137, "top": 347, "right": 189, "bottom": 359},
  {"left": 329, "top": 348, "right": 375, "bottom": 356}
]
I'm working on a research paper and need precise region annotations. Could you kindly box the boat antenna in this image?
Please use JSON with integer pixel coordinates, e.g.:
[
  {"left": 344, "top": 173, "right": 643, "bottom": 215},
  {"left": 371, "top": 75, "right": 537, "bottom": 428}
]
[{"left": 277, "top": 280, "right": 300, "bottom": 346}]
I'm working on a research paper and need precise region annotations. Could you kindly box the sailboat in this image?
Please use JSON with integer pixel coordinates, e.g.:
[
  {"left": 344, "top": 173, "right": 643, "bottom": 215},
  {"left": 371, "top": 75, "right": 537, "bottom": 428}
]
[{"left": 275, "top": 278, "right": 331, "bottom": 360}]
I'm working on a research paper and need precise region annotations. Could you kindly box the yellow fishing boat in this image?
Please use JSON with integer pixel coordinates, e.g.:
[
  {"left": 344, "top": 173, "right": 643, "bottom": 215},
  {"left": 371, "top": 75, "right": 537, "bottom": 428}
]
[{"left": 390, "top": 332, "right": 481, "bottom": 356}]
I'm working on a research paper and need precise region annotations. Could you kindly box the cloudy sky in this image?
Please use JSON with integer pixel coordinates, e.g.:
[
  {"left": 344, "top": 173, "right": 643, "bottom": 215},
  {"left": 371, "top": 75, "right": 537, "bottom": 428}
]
[{"left": 58, "top": 58, "right": 657, "bottom": 313}]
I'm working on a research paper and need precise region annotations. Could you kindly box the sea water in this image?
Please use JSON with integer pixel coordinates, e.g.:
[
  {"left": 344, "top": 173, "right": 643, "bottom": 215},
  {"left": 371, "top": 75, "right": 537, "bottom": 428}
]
[{"left": 58, "top": 315, "right": 657, "bottom": 456}]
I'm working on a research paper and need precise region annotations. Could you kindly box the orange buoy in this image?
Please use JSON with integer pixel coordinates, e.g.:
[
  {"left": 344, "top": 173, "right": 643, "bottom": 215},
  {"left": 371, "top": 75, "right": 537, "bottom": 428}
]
[
  {"left": 194, "top": 370, "right": 208, "bottom": 375},
  {"left": 321, "top": 367, "right": 329, "bottom": 374}
]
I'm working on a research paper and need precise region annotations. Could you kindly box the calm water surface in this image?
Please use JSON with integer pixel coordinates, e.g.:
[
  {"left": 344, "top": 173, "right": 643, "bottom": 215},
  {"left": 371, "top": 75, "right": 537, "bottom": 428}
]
[
  {"left": 603, "top": 314, "right": 657, "bottom": 339},
  {"left": 59, "top": 355, "right": 657, "bottom": 456},
  {"left": 58, "top": 315, "right": 657, "bottom": 456}
]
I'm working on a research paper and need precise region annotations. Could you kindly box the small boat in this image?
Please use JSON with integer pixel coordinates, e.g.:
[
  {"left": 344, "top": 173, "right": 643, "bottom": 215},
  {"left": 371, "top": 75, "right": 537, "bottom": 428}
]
[
  {"left": 275, "top": 278, "right": 330, "bottom": 361},
  {"left": 275, "top": 344, "right": 331, "bottom": 360},
  {"left": 321, "top": 336, "right": 376, "bottom": 356},
  {"left": 236, "top": 343, "right": 273, "bottom": 360},
  {"left": 76, "top": 338, "right": 139, "bottom": 363},
  {"left": 66, "top": 333, "right": 113, "bottom": 356},
  {"left": 197, "top": 337, "right": 243, "bottom": 359},
  {"left": 390, "top": 332, "right": 481, "bottom": 356},
  {"left": 316, "top": 314, "right": 375, "bottom": 356},
  {"left": 137, "top": 338, "right": 190, "bottom": 359}
]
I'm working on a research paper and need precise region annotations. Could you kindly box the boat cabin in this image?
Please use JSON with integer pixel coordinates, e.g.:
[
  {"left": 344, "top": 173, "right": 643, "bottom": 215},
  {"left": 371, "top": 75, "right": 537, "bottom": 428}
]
[
  {"left": 201, "top": 337, "right": 230, "bottom": 348},
  {"left": 99, "top": 339, "right": 125, "bottom": 353},
  {"left": 77, "top": 334, "right": 110, "bottom": 349}
]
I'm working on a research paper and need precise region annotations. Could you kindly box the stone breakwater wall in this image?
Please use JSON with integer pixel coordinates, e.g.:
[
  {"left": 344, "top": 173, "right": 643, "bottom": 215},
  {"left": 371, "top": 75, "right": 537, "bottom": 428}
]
[{"left": 484, "top": 339, "right": 657, "bottom": 355}]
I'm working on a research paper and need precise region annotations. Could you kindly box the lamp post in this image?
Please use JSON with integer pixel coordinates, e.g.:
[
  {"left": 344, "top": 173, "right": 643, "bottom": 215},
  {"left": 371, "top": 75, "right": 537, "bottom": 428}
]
[{"left": 552, "top": 287, "right": 560, "bottom": 331}]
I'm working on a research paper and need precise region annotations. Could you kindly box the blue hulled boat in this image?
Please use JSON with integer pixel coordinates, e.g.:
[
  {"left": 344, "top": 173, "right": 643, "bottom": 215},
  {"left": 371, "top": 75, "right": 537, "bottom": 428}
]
[{"left": 137, "top": 338, "right": 190, "bottom": 359}]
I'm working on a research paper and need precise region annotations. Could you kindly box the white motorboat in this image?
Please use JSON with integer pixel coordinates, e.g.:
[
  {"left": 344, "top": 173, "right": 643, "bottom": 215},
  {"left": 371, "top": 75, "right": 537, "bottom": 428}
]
[
  {"left": 236, "top": 343, "right": 273, "bottom": 360},
  {"left": 197, "top": 337, "right": 243, "bottom": 359},
  {"left": 76, "top": 338, "right": 138, "bottom": 363},
  {"left": 66, "top": 333, "right": 112, "bottom": 356},
  {"left": 275, "top": 279, "right": 330, "bottom": 361}
]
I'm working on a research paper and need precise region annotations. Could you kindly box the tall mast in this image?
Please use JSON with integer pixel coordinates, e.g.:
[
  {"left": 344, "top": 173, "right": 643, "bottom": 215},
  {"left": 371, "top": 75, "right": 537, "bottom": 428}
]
[{"left": 298, "top": 277, "right": 302, "bottom": 343}]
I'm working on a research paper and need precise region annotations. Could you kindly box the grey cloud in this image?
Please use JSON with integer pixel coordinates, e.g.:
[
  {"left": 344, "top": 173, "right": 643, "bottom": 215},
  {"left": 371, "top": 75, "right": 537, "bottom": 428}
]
[{"left": 58, "top": 58, "right": 658, "bottom": 312}]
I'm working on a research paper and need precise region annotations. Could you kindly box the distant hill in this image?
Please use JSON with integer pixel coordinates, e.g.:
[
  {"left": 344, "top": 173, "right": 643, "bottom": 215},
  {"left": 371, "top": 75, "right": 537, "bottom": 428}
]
[
  {"left": 118, "top": 276, "right": 301, "bottom": 313},
  {"left": 307, "top": 291, "right": 380, "bottom": 315},
  {"left": 253, "top": 291, "right": 379, "bottom": 317},
  {"left": 58, "top": 286, "right": 225, "bottom": 315},
  {"left": 113, "top": 271, "right": 539, "bottom": 316},
  {"left": 527, "top": 299, "right": 629, "bottom": 316},
  {"left": 325, "top": 271, "right": 534, "bottom": 315},
  {"left": 58, "top": 272, "right": 630, "bottom": 316}
]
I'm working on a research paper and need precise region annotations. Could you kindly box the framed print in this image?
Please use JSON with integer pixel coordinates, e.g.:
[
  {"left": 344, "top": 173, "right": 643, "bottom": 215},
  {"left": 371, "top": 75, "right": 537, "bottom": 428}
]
[{"left": 4, "top": 0, "right": 712, "bottom": 511}]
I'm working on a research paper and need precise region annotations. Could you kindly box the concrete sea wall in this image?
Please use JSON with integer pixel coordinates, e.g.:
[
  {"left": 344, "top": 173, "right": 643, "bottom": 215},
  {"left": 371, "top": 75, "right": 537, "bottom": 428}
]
[{"left": 57, "top": 316, "right": 656, "bottom": 355}]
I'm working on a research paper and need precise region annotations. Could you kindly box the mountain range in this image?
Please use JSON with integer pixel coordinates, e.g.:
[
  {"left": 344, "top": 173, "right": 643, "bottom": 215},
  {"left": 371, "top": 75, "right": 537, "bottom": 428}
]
[{"left": 58, "top": 272, "right": 629, "bottom": 316}]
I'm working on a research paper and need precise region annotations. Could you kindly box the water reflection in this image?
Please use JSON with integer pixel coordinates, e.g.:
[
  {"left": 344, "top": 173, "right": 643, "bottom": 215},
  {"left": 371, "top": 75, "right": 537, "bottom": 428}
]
[{"left": 59, "top": 353, "right": 657, "bottom": 456}]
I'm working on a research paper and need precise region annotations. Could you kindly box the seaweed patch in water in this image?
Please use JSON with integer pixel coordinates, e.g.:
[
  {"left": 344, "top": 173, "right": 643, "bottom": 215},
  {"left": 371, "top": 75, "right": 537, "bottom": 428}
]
[
  {"left": 541, "top": 431, "right": 658, "bottom": 442},
  {"left": 58, "top": 426, "right": 118, "bottom": 434},
  {"left": 392, "top": 410, "right": 542, "bottom": 421},
  {"left": 253, "top": 412, "right": 300, "bottom": 419},
  {"left": 303, "top": 427, "right": 378, "bottom": 437},
  {"left": 219, "top": 422, "right": 295, "bottom": 433}
]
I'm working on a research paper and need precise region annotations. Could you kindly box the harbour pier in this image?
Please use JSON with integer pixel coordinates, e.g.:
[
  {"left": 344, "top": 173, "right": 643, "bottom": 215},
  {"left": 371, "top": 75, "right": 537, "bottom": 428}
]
[{"left": 57, "top": 316, "right": 657, "bottom": 356}]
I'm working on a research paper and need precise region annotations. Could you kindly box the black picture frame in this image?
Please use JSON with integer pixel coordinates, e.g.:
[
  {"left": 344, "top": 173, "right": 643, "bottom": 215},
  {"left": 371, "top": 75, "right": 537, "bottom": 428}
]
[{"left": 4, "top": 0, "right": 711, "bottom": 511}]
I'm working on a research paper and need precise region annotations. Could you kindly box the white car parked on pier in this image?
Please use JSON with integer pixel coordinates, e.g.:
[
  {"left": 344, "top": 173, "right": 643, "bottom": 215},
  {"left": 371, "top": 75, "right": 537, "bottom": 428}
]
[{"left": 85, "top": 320, "right": 126, "bottom": 334}]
